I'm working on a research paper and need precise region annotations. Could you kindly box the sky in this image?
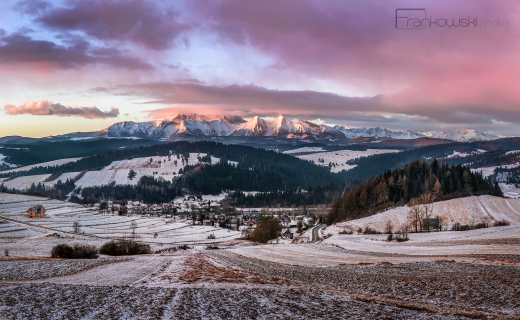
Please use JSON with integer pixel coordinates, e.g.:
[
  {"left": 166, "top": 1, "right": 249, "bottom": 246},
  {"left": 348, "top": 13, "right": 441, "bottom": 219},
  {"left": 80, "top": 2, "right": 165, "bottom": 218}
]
[{"left": 0, "top": 0, "right": 519, "bottom": 138}]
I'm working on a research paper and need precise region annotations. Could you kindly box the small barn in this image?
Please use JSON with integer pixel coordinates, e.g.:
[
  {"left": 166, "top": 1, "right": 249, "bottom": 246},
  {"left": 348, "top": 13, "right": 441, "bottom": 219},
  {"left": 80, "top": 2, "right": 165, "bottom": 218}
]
[
  {"left": 28, "top": 205, "right": 46, "bottom": 218},
  {"left": 422, "top": 217, "right": 439, "bottom": 230}
]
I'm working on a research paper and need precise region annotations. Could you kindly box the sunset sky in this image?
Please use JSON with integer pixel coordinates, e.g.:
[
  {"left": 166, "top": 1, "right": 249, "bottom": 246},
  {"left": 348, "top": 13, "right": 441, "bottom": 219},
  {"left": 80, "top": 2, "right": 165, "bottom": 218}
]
[{"left": 0, "top": 0, "right": 519, "bottom": 138}]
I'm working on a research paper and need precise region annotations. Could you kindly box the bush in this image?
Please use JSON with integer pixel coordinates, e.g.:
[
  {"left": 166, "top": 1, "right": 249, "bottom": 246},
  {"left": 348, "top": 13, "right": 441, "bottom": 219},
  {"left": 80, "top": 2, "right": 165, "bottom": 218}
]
[
  {"left": 338, "top": 229, "right": 353, "bottom": 235},
  {"left": 452, "top": 223, "right": 471, "bottom": 231},
  {"left": 474, "top": 221, "right": 489, "bottom": 229},
  {"left": 494, "top": 220, "right": 511, "bottom": 227},
  {"left": 207, "top": 233, "right": 216, "bottom": 239},
  {"left": 51, "top": 243, "right": 99, "bottom": 259},
  {"left": 205, "top": 245, "right": 219, "bottom": 250},
  {"left": 363, "top": 226, "right": 380, "bottom": 234},
  {"left": 100, "top": 240, "right": 151, "bottom": 256},
  {"left": 394, "top": 231, "right": 409, "bottom": 242},
  {"left": 385, "top": 220, "right": 393, "bottom": 235},
  {"left": 387, "top": 234, "right": 393, "bottom": 241},
  {"left": 357, "top": 227, "right": 363, "bottom": 234}
]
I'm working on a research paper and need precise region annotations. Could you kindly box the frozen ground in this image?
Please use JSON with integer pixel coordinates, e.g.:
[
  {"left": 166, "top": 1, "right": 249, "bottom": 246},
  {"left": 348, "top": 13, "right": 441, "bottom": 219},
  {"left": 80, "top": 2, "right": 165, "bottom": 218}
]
[
  {"left": 295, "top": 149, "right": 401, "bottom": 173},
  {"left": 1, "top": 248, "right": 518, "bottom": 319},
  {"left": 1, "top": 195, "right": 520, "bottom": 318}
]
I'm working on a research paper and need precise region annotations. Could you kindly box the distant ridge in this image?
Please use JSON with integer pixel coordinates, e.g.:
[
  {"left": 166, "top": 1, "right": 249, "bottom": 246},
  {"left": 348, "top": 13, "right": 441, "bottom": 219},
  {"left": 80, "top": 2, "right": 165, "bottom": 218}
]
[{"left": 89, "top": 114, "right": 500, "bottom": 142}]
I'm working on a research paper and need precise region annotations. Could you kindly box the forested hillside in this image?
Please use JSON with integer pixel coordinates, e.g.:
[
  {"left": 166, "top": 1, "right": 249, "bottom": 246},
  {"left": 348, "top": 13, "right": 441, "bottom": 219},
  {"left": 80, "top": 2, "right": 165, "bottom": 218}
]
[
  {"left": 327, "top": 159, "right": 502, "bottom": 225},
  {"left": 339, "top": 139, "right": 520, "bottom": 182},
  {"left": 0, "top": 139, "right": 164, "bottom": 167}
]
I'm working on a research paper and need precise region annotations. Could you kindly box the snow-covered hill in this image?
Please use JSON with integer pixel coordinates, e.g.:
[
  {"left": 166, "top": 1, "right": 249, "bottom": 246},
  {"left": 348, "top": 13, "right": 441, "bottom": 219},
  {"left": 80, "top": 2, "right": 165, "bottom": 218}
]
[
  {"left": 424, "top": 129, "right": 499, "bottom": 142},
  {"left": 334, "top": 126, "right": 425, "bottom": 140},
  {"left": 90, "top": 114, "right": 500, "bottom": 142}
]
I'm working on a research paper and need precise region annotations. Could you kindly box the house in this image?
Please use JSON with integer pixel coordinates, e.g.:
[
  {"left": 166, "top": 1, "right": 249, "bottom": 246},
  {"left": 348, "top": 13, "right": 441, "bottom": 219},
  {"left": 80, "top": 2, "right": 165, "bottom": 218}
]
[
  {"left": 203, "top": 219, "right": 213, "bottom": 226},
  {"left": 28, "top": 205, "right": 46, "bottom": 218},
  {"left": 422, "top": 217, "right": 440, "bottom": 230},
  {"left": 281, "top": 228, "right": 295, "bottom": 239},
  {"left": 277, "top": 215, "right": 291, "bottom": 227}
]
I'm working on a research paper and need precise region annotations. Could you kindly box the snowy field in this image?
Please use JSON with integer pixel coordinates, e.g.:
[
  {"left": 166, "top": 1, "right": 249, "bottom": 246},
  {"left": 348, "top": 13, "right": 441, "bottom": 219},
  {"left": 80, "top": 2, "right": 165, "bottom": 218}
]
[
  {"left": 471, "top": 163, "right": 520, "bottom": 177},
  {"left": 329, "top": 195, "right": 520, "bottom": 234},
  {"left": 0, "top": 154, "right": 16, "bottom": 168},
  {"left": 500, "top": 183, "right": 520, "bottom": 198},
  {"left": 282, "top": 147, "right": 325, "bottom": 154},
  {"left": 1, "top": 174, "right": 52, "bottom": 190},
  {"left": 295, "top": 149, "right": 401, "bottom": 173},
  {"left": 1, "top": 200, "right": 520, "bottom": 318},
  {"left": 0, "top": 193, "right": 242, "bottom": 258},
  {"left": 0, "top": 157, "right": 82, "bottom": 174}
]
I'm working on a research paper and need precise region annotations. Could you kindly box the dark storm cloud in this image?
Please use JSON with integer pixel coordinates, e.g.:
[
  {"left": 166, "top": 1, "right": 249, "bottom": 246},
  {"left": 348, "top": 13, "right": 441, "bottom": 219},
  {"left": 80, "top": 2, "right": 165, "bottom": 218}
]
[
  {"left": 0, "top": 33, "right": 153, "bottom": 70},
  {"left": 36, "top": 0, "right": 189, "bottom": 51}
]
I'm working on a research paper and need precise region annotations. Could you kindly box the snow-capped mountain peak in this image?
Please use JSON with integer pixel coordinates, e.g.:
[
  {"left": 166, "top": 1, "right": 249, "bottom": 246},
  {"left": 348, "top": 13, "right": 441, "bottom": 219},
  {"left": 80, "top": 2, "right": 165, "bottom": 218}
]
[{"left": 94, "top": 114, "right": 500, "bottom": 142}]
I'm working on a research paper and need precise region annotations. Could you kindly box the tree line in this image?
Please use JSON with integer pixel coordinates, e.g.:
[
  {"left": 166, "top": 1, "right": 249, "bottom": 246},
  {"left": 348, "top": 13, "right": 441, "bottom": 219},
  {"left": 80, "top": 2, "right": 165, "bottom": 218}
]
[
  {"left": 225, "top": 181, "right": 360, "bottom": 207},
  {"left": 326, "top": 159, "right": 503, "bottom": 225}
]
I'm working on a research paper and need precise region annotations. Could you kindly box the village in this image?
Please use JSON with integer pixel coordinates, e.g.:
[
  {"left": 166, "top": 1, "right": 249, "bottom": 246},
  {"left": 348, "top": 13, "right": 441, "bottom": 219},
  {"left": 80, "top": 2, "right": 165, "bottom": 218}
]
[{"left": 24, "top": 193, "right": 320, "bottom": 243}]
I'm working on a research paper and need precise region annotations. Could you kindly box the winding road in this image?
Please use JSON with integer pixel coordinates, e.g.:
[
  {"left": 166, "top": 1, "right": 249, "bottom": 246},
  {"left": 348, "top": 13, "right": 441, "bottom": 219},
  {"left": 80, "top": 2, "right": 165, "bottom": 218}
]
[{"left": 311, "top": 224, "right": 326, "bottom": 242}]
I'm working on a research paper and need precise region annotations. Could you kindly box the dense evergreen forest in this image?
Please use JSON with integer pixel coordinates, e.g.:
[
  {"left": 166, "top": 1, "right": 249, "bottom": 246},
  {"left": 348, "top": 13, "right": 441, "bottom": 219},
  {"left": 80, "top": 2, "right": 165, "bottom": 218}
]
[
  {"left": 225, "top": 181, "right": 360, "bottom": 207},
  {"left": 0, "top": 139, "right": 164, "bottom": 167},
  {"left": 70, "top": 176, "right": 182, "bottom": 204},
  {"left": 326, "top": 159, "right": 503, "bottom": 225}
]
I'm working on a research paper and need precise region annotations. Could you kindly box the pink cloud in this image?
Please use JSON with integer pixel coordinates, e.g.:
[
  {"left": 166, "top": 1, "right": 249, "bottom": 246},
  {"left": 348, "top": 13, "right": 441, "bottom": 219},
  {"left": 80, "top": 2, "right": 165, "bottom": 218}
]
[
  {"left": 196, "top": 0, "right": 520, "bottom": 121},
  {"left": 5, "top": 100, "right": 119, "bottom": 119}
]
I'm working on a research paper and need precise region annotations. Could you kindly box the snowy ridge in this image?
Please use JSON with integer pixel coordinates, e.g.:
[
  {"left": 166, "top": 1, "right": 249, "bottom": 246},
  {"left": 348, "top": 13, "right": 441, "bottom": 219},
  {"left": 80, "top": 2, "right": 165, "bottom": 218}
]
[
  {"left": 334, "top": 126, "right": 426, "bottom": 140},
  {"left": 423, "top": 129, "right": 499, "bottom": 142},
  {"left": 94, "top": 113, "right": 500, "bottom": 142}
]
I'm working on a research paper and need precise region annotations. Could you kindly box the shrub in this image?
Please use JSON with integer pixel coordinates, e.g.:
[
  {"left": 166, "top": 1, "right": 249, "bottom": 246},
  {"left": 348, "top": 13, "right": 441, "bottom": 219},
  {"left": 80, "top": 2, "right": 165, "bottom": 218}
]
[
  {"left": 205, "top": 245, "right": 219, "bottom": 250},
  {"left": 474, "top": 221, "right": 489, "bottom": 229},
  {"left": 338, "top": 229, "right": 353, "bottom": 235},
  {"left": 452, "top": 223, "right": 471, "bottom": 231},
  {"left": 357, "top": 227, "right": 363, "bottom": 234},
  {"left": 363, "top": 226, "right": 380, "bottom": 234},
  {"left": 385, "top": 220, "right": 393, "bottom": 234},
  {"left": 494, "top": 220, "right": 511, "bottom": 227},
  {"left": 394, "top": 232, "right": 409, "bottom": 242},
  {"left": 100, "top": 240, "right": 151, "bottom": 256},
  {"left": 207, "top": 233, "right": 216, "bottom": 239},
  {"left": 51, "top": 243, "right": 99, "bottom": 259},
  {"left": 387, "top": 234, "right": 393, "bottom": 241}
]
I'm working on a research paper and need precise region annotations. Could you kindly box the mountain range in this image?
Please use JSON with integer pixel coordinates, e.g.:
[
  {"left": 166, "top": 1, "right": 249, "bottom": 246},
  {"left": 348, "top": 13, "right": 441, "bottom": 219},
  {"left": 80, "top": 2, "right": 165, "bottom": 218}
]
[{"left": 88, "top": 114, "right": 498, "bottom": 142}]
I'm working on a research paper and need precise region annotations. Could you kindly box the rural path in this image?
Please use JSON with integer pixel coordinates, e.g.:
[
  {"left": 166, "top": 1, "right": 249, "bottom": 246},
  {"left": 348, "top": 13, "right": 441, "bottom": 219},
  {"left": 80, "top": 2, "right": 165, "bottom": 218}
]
[{"left": 34, "top": 256, "right": 168, "bottom": 286}]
